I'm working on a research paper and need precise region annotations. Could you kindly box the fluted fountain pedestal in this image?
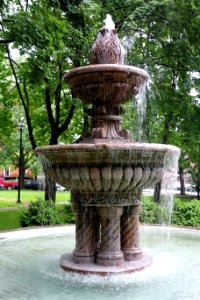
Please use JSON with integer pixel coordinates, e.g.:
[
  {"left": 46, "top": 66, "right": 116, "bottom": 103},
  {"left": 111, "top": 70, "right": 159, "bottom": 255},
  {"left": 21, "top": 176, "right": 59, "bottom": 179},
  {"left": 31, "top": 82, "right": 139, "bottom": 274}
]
[{"left": 60, "top": 191, "right": 152, "bottom": 275}]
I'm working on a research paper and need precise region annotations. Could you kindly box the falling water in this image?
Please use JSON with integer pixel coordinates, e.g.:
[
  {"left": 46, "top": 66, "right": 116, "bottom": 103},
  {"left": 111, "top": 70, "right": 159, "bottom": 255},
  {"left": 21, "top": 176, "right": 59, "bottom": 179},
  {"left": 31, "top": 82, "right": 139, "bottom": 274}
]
[
  {"left": 134, "top": 80, "right": 149, "bottom": 142},
  {"left": 160, "top": 148, "right": 180, "bottom": 226}
]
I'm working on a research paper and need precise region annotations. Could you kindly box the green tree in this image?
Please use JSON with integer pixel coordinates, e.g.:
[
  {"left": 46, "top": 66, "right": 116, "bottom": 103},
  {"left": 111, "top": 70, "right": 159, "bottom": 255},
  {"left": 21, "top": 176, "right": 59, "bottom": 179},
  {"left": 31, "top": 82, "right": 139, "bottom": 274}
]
[
  {"left": 0, "top": 49, "right": 15, "bottom": 146},
  {"left": 0, "top": 0, "right": 199, "bottom": 203},
  {"left": 1, "top": 124, "right": 41, "bottom": 188},
  {"left": 120, "top": 0, "right": 200, "bottom": 202},
  {"left": 0, "top": 0, "right": 101, "bottom": 200}
]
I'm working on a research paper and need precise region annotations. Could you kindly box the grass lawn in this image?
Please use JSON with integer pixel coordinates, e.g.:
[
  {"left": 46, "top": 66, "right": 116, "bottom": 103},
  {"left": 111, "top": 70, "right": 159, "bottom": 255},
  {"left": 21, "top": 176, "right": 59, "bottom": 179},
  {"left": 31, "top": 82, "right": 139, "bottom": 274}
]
[
  {"left": 0, "top": 190, "right": 70, "bottom": 208},
  {"left": 0, "top": 204, "right": 73, "bottom": 231},
  {"left": 0, "top": 208, "right": 26, "bottom": 230},
  {"left": 0, "top": 190, "right": 72, "bottom": 231}
]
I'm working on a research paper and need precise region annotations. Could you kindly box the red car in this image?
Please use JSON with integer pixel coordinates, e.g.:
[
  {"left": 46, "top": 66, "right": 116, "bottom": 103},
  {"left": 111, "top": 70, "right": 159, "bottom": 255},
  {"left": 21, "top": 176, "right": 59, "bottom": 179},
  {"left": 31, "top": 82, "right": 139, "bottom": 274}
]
[{"left": 0, "top": 178, "right": 18, "bottom": 190}]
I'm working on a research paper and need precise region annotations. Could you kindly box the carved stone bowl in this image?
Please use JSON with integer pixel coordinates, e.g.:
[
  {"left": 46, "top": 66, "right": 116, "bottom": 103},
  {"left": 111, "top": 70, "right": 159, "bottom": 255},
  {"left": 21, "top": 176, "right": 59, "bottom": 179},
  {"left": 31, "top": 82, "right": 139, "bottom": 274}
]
[
  {"left": 36, "top": 143, "right": 179, "bottom": 203},
  {"left": 64, "top": 64, "right": 149, "bottom": 105}
]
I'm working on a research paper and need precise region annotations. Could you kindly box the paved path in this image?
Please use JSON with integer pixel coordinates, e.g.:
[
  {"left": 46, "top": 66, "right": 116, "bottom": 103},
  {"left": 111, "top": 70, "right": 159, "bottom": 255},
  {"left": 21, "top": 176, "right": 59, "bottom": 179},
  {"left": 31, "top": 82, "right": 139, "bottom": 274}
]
[
  {"left": 0, "top": 201, "right": 66, "bottom": 211},
  {"left": 0, "top": 204, "right": 29, "bottom": 211},
  {"left": 0, "top": 197, "right": 16, "bottom": 201}
]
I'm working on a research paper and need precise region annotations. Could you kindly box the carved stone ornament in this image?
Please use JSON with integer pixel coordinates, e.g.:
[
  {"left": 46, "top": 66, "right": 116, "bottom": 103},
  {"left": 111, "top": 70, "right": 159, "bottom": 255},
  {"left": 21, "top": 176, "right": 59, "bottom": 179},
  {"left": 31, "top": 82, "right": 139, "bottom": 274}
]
[{"left": 71, "top": 192, "right": 142, "bottom": 206}]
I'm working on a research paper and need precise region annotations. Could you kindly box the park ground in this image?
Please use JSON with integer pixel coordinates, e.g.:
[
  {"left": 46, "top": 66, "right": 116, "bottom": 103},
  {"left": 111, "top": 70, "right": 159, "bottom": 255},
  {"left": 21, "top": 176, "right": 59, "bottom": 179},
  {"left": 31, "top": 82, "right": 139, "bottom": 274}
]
[
  {"left": 0, "top": 189, "right": 199, "bottom": 231},
  {"left": 0, "top": 190, "right": 70, "bottom": 231}
]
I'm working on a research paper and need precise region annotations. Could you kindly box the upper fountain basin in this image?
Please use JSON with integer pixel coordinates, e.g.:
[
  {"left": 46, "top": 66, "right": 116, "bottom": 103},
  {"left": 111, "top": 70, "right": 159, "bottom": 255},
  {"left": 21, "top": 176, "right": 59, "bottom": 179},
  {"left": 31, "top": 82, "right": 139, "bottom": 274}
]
[{"left": 64, "top": 64, "right": 149, "bottom": 105}]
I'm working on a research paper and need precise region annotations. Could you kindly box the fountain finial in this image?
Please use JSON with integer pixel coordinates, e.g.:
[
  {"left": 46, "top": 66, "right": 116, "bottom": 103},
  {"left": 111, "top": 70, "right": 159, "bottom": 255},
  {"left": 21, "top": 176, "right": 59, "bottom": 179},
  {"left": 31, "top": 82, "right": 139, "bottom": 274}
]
[
  {"left": 104, "top": 14, "right": 115, "bottom": 30},
  {"left": 91, "top": 14, "right": 125, "bottom": 64}
]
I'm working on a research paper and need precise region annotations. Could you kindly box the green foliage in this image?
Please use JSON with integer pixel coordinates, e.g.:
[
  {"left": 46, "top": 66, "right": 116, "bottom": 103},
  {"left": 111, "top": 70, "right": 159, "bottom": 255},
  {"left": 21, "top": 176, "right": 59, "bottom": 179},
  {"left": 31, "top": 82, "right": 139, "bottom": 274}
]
[
  {"left": 20, "top": 198, "right": 60, "bottom": 226},
  {"left": 0, "top": 0, "right": 101, "bottom": 152},
  {"left": 63, "top": 204, "right": 75, "bottom": 224},
  {"left": 2, "top": 197, "right": 200, "bottom": 231},
  {"left": 141, "top": 197, "right": 200, "bottom": 227},
  {"left": 140, "top": 196, "right": 169, "bottom": 224},
  {"left": 171, "top": 198, "right": 200, "bottom": 227},
  {"left": 0, "top": 122, "right": 41, "bottom": 176},
  {"left": 0, "top": 0, "right": 200, "bottom": 198},
  {"left": 0, "top": 54, "right": 15, "bottom": 145},
  {"left": 0, "top": 204, "right": 74, "bottom": 230}
]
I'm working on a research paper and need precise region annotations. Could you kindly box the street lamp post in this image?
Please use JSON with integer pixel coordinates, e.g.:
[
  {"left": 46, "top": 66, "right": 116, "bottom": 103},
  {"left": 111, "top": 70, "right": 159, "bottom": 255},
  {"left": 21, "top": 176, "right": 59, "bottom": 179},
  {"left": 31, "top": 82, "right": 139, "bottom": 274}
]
[{"left": 17, "top": 119, "right": 25, "bottom": 204}]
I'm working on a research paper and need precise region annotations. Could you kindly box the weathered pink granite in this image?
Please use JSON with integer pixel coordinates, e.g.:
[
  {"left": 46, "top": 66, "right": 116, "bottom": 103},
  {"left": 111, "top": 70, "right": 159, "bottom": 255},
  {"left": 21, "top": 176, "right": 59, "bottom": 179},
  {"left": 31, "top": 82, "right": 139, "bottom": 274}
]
[{"left": 35, "top": 23, "right": 180, "bottom": 275}]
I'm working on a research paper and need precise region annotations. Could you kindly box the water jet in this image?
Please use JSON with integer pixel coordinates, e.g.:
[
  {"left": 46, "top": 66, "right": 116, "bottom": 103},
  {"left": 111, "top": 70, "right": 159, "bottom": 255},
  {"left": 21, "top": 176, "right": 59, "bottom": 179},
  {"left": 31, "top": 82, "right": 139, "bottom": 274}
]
[{"left": 36, "top": 16, "right": 180, "bottom": 275}]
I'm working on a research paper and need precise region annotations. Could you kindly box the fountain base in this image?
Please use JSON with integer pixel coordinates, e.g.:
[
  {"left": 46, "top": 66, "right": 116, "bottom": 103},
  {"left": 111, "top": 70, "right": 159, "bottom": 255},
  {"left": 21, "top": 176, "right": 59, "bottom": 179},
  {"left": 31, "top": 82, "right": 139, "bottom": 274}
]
[{"left": 60, "top": 252, "right": 152, "bottom": 276}]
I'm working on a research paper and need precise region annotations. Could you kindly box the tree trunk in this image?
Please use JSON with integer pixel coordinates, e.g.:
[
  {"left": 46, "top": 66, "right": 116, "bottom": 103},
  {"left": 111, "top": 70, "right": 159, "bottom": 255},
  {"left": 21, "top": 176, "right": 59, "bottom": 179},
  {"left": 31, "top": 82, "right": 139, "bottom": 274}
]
[
  {"left": 179, "top": 166, "right": 185, "bottom": 195},
  {"left": 43, "top": 168, "right": 56, "bottom": 202},
  {"left": 153, "top": 181, "right": 162, "bottom": 203}
]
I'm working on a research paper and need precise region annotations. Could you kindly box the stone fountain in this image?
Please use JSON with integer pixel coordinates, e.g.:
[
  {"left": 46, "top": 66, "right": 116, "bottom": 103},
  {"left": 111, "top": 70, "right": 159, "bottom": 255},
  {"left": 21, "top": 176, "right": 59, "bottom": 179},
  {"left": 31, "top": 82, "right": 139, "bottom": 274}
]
[{"left": 35, "top": 16, "right": 180, "bottom": 275}]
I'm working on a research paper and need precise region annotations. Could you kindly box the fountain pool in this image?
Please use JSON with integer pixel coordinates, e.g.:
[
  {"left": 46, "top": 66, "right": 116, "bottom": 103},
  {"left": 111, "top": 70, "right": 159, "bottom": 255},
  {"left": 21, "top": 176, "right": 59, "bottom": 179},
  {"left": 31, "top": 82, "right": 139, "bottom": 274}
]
[{"left": 0, "top": 225, "right": 200, "bottom": 300}]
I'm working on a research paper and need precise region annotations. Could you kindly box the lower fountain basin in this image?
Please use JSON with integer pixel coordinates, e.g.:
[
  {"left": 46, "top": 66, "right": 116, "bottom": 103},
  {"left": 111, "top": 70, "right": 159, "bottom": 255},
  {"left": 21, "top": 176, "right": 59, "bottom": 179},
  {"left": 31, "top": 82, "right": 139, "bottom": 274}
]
[
  {"left": 36, "top": 142, "right": 180, "bottom": 272},
  {"left": 36, "top": 143, "right": 179, "bottom": 198},
  {"left": 0, "top": 226, "right": 200, "bottom": 300}
]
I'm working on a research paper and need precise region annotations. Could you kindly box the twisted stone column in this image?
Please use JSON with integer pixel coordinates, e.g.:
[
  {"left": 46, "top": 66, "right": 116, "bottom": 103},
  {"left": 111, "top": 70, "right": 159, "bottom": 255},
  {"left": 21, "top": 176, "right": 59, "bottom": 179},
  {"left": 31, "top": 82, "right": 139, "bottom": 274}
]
[
  {"left": 97, "top": 206, "right": 124, "bottom": 266},
  {"left": 72, "top": 204, "right": 96, "bottom": 263},
  {"left": 121, "top": 200, "right": 142, "bottom": 261}
]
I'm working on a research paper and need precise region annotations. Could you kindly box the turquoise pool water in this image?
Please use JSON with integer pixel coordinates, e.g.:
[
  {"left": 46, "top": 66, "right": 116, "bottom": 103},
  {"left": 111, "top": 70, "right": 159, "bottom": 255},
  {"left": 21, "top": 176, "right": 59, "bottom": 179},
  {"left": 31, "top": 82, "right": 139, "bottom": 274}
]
[{"left": 0, "top": 226, "right": 199, "bottom": 300}]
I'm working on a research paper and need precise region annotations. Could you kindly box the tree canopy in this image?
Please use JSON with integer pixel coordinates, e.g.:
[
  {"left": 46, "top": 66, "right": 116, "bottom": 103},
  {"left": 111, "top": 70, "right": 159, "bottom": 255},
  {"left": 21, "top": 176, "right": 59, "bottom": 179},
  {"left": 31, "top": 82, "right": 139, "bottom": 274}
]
[{"left": 0, "top": 0, "right": 199, "bottom": 199}]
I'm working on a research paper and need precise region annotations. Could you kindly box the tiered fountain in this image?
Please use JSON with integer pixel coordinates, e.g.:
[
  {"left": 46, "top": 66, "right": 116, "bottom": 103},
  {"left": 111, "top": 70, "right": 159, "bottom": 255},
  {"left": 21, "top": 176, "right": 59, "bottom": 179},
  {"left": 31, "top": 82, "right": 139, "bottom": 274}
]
[{"left": 36, "top": 15, "right": 180, "bottom": 275}]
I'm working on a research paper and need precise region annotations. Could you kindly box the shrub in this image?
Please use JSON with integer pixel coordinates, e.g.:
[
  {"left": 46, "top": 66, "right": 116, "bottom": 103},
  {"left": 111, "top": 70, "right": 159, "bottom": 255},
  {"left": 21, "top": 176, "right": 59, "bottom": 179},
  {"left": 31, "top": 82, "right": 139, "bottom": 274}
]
[
  {"left": 20, "top": 198, "right": 60, "bottom": 227},
  {"left": 140, "top": 196, "right": 169, "bottom": 224},
  {"left": 56, "top": 204, "right": 75, "bottom": 224},
  {"left": 64, "top": 204, "right": 75, "bottom": 224},
  {"left": 171, "top": 199, "right": 200, "bottom": 227},
  {"left": 140, "top": 196, "right": 200, "bottom": 227}
]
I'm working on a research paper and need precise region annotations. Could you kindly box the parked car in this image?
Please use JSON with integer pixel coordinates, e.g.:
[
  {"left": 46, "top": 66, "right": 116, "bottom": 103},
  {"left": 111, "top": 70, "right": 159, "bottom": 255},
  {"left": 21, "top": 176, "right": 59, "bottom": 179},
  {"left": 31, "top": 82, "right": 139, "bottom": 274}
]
[
  {"left": 0, "top": 178, "right": 18, "bottom": 190},
  {"left": 186, "top": 185, "right": 196, "bottom": 193},
  {"left": 24, "top": 180, "right": 45, "bottom": 191}
]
